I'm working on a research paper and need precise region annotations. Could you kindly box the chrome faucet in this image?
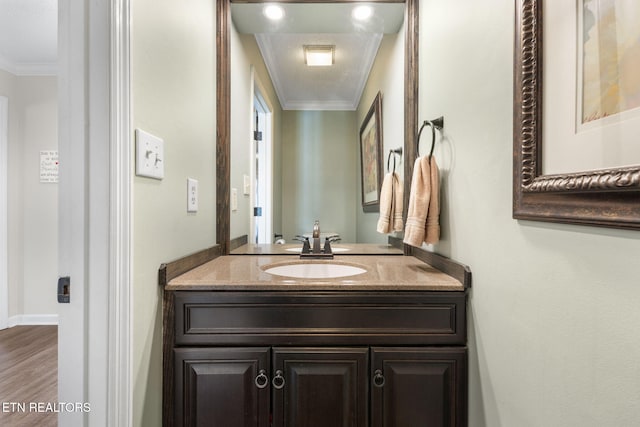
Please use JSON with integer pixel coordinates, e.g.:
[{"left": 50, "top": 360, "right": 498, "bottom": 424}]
[
  {"left": 312, "top": 220, "right": 321, "bottom": 254},
  {"left": 300, "top": 220, "right": 333, "bottom": 259}
]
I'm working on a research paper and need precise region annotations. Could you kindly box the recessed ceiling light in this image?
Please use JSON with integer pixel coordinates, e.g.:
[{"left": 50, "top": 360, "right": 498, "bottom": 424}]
[
  {"left": 352, "top": 5, "right": 373, "bottom": 21},
  {"left": 304, "top": 45, "right": 335, "bottom": 67},
  {"left": 263, "top": 4, "right": 285, "bottom": 21}
]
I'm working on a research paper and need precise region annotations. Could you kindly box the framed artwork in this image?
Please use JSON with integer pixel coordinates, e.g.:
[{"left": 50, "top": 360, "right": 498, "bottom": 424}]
[
  {"left": 359, "top": 92, "right": 384, "bottom": 212},
  {"left": 513, "top": 0, "right": 640, "bottom": 229}
]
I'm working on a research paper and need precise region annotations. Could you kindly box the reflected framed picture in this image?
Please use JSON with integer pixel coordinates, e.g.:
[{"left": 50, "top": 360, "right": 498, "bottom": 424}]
[
  {"left": 359, "top": 92, "right": 383, "bottom": 212},
  {"left": 513, "top": 0, "right": 640, "bottom": 229}
]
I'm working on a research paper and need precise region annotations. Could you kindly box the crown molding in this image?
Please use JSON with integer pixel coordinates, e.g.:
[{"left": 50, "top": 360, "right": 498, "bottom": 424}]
[{"left": 0, "top": 54, "right": 57, "bottom": 76}]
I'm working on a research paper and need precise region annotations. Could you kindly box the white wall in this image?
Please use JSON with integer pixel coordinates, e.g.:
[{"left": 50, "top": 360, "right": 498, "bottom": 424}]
[
  {"left": 230, "top": 24, "right": 253, "bottom": 241},
  {"left": 420, "top": 1, "right": 640, "bottom": 426},
  {"left": 18, "top": 77, "right": 58, "bottom": 317},
  {"left": 0, "top": 70, "right": 21, "bottom": 319},
  {"left": 131, "top": 0, "right": 216, "bottom": 425},
  {"left": 356, "top": 29, "right": 405, "bottom": 243},
  {"left": 0, "top": 70, "right": 58, "bottom": 322}
]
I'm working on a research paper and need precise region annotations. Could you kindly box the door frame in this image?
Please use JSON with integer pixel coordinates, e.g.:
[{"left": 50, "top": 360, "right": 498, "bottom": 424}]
[
  {"left": 58, "top": 0, "right": 131, "bottom": 425},
  {"left": 249, "top": 69, "right": 274, "bottom": 244},
  {"left": 108, "top": 0, "right": 133, "bottom": 424},
  {"left": 0, "top": 96, "right": 8, "bottom": 330}
]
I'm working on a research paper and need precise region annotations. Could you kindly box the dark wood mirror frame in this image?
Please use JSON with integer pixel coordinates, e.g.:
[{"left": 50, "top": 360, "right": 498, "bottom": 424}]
[
  {"left": 216, "top": 0, "right": 418, "bottom": 252},
  {"left": 513, "top": 0, "right": 640, "bottom": 230}
]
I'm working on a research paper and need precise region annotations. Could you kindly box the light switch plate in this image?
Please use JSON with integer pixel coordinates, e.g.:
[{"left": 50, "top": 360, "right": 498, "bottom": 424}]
[
  {"left": 135, "top": 129, "right": 164, "bottom": 179},
  {"left": 187, "top": 178, "right": 198, "bottom": 212}
]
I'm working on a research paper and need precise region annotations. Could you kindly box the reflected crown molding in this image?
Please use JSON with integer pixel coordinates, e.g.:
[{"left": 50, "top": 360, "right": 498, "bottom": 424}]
[{"left": 255, "top": 32, "right": 382, "bottom": 111}]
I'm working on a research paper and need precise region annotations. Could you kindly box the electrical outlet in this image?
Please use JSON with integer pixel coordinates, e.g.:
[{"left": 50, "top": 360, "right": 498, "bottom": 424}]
[
  {"left": 187, "top": 178, "right": 198, "bottom": 212},
  {"left": 135, "top": 129, "right": 164, "bottom": 179},
  {"left": 231, "top": 188, "right": 238, "bottom": 211},
  {"left": 243, "top": 175, "right": 251, "bottom": 195}
]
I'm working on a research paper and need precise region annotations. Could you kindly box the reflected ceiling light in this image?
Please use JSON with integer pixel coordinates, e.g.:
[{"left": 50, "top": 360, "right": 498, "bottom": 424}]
[
  {"left": 352, "top": 5, "right": 373, "bottom": 21},
  {"left": 304, "top": 45, "right": 335, "bottom": 66},
  {"left": 263, "top": 4, "right": 285, "bottom": 20}
]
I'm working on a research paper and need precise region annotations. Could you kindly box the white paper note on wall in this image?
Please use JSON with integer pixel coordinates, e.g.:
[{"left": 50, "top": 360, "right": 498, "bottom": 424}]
[{"left": 40, "top": 150, "right": 59, "bottom": 183}]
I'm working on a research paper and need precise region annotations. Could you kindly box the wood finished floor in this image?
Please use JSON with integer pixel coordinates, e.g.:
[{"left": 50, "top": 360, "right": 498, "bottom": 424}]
[{"left": 0, "top": 325, "right": 57, "bottom": 426}]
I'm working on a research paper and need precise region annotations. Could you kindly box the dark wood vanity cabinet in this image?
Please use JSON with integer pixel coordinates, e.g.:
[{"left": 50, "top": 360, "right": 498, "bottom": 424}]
[{"left": 166, "top": 291, "right": 468, "bottom": 427}]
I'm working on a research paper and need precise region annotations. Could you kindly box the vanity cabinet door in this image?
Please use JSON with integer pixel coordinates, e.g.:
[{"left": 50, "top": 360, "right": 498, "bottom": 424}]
[
  {"left": 371, "top": 347, "right": 467, "bottom": 427},
  {"left": 174, "top": 347, "right": 270, "bottom": 427},
  {"left": 271, "top": 347, "right": 368, "bottom": 427}
]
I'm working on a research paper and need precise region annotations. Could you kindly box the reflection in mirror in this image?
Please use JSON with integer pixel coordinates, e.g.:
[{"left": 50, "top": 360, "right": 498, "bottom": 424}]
[{"left": 222, "top": 1, "right": 415, "bottom": 254}]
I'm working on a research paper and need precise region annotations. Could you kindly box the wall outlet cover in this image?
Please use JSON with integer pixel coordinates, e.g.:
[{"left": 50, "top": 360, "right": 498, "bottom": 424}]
[
  {"left": 187, "top": 178, "right": 198, "bottom": 212},
  {"left": 243, "top": 175, "right": 251, "bottom": 195},
  {"left": 231, "top": 188, "right": 238, "bottom": 211}
]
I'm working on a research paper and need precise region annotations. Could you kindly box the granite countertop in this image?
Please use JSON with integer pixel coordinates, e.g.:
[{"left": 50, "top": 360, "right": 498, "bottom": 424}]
[
  {"left": 167, "top": 255, "right": 464, "bottom": 291},
  {"left": 230, "top": 243, "right": 404, "bottom": 256}
]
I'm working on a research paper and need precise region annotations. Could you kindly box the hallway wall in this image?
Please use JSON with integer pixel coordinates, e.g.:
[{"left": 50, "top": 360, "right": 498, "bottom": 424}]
[
  {"left": 419, "top": 1, "right": 640, "bottom": 425},
  {"left": 0, "top": 70, "right": 58, "bottom": 323}
]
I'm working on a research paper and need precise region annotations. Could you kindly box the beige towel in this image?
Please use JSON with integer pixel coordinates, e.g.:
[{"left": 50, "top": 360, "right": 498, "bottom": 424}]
[
  {"left": 403, "top": 156, "right": 440, "bottom": 246},
  {"left": 377, "top": 172, "right": 404, "bottom": 234},
  {"left": 391, "top": 173, "right": 404, "bottom": 232}
]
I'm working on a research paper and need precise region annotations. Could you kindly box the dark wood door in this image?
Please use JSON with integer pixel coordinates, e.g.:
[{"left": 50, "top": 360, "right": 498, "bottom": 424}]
[
  {"left": 272, "top": 347, "right": 368, "bottom": 427},
  {"left": 174, "top": 347, "right": 270, "bottom": 427},
  {"left": 371, "top": 347, "right": 467, "bottom": 427}
]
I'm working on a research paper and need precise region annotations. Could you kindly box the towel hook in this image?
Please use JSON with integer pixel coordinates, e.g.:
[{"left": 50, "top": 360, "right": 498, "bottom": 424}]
[
  {"left": 416, "top": 116, "right": 444, "bottom": 160},
  {"left": 387, "top": 147, "right": 403, "bottom": 173}
]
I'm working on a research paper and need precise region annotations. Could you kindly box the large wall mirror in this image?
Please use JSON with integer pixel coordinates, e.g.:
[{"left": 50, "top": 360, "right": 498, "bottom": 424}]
[{"left": 217, "top": 0, "right": 418, "bottom": 253}]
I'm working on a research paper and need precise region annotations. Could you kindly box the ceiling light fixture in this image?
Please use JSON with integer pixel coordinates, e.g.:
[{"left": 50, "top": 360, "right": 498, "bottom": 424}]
[
  {"left": 263, "top": 4, "right": 285, "bottom": 21},
  {"left": 352, "top": 5, "right": 373, "bottom": 21},
  {"left": 304, "top": 45, "right": 335, "bottom": 67}
]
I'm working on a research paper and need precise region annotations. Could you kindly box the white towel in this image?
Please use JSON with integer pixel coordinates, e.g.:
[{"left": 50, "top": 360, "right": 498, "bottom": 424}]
[
  {"left": 403, "top": 156, "right": 440, "bottom": 246},
  {"left": 377, "top": 172, "right": 404, "bottom": 234}
]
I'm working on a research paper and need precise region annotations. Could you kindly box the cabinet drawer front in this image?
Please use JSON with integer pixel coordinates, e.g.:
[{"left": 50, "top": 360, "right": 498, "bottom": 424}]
[{"left": 174, "top": 291, "right": 466, "bottom": 346}]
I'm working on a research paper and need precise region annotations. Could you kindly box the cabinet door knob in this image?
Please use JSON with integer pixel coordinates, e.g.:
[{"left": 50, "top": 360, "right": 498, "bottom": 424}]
[
  {"left": 255, "top": 369, "right": 269, "bottom": 389},
  {"left": 373, "top": 369, "right": 385, "bottom": 388},
  {"left": 272, "top": 369, "right": 285, "bottom": 389}
]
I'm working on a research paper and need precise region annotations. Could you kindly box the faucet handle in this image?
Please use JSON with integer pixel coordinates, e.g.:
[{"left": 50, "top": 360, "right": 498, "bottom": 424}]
[
  {"left": 323, "top": 238, "right": 333, "bottom": 255},
  {"left": 292, "top": 235, "right": 311, "bottom": 253}
]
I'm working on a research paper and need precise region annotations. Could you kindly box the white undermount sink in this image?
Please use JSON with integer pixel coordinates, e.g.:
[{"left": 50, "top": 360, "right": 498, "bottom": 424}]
[{"left": 262, "top": 262, "right": 367, "bottom": 279}]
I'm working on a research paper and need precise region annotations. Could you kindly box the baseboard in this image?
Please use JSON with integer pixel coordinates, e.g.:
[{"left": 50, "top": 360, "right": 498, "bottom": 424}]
[{"left": 7, "top": 314, "right": 59, "bottom": 327}]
